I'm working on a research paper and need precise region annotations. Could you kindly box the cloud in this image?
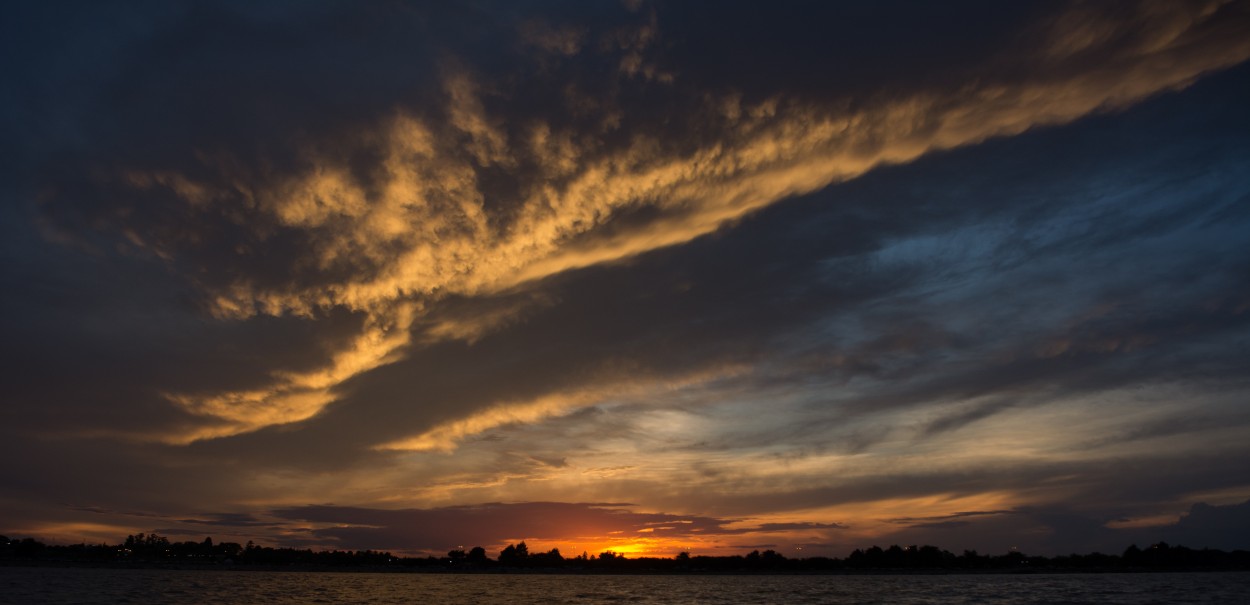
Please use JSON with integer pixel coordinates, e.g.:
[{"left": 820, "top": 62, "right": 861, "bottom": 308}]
[
  {"left": 375, "top": 365, "right": 746, "bottom": 452},
  {"left": 749, "top": 522, "right": 847, "bottom": 533},
  {"left": 176, "top": 513, "right": 284, "bottom": 528},
  {"left": 890, "top": 511, "right": 1015, "bottom": 527},
  {"left": 876, "top": 499, "right": 1250, "bottom": 555},
  {"left": 4, "top": 1, "right": 1250, "bottom": 558},
  {"left": 20, "top": 0, "right": 1249, "bottom": 443},
  {"left": 1158, "top": 499, "right": 1250, "bottom": 550},
  {"left": 270, "top": 501, "right": 842, "bottom": 554}
]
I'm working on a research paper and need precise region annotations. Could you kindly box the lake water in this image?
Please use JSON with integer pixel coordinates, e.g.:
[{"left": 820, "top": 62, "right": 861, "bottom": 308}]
[{"left": 2, "top": 567, "right": 1248, "bottom": 604}]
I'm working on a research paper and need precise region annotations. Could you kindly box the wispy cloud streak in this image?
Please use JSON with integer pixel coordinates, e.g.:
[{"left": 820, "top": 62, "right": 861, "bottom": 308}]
[{"left": 59, "top": 0, "right": 1247, "bottom": 441}]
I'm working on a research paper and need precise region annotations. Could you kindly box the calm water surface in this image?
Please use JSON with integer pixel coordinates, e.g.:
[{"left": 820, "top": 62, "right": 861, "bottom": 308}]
[{"left": 2, "top": 567, "right": 1248, "bottom": 604}]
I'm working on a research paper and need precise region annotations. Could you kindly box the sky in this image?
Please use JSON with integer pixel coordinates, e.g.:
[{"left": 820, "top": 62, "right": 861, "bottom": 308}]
[{"left": 2, "top": 0, "right": 1250, "bottom": 559}]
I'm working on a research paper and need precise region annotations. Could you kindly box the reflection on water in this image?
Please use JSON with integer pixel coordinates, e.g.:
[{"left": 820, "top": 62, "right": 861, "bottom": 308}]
[{"left": 2, "top": 567, "right": 1249, "bottom": 604}]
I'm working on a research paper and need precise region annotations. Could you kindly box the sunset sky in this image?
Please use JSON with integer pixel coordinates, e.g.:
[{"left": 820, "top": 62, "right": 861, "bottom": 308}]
[{"left": 3, "top": 0, "right": 1250, "bottom": 559}]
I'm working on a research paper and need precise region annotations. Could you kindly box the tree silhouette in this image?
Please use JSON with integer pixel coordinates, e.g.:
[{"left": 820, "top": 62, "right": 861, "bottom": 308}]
[
  {"left": 3, "top": 532, "right": 1249, "bottom": 572},
  {"left": 498, "top": 541, "right": 530, "bottom": 566},
  {"left": 446, "top": 549, "right": 466, "bottom": 565}
]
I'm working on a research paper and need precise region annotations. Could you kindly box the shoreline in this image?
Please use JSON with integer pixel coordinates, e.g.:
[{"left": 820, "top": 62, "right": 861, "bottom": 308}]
[{"left": 4, "top": 561, "right": 1248, "bottom": 576}]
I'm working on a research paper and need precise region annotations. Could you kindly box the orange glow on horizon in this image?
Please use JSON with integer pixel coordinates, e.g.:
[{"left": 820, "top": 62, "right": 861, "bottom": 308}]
[
  {"left": 477, "top": 522, "right": 850, "bottom": 560},
  {"left": 9, "top": 522, "right": 138, "bottom": 546}
]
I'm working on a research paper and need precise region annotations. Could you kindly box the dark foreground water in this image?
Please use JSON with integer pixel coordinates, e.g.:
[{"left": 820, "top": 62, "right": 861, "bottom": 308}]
[{"left": 3, "top": 568, "right": 1249, "bottom": 604}]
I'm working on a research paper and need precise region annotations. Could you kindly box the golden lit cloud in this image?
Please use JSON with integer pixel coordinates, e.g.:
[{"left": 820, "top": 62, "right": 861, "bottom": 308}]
[
  {"left": 160, "top": 303, "right": 417, "bottom": 443},
  {"left": 9, "top": 0, "right": 1250, "bottom": 560},
  {"left": 113, "top": 1, "right": 1248, "bottom": 442},
  {"left": 377, "top": 365, "right": 747, "bottom": 453}
]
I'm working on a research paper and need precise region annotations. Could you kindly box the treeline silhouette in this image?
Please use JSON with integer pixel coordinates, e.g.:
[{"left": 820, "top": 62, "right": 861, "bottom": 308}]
[{"left": 3, "top": 534, "right": 1248, "bottom": 573}]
